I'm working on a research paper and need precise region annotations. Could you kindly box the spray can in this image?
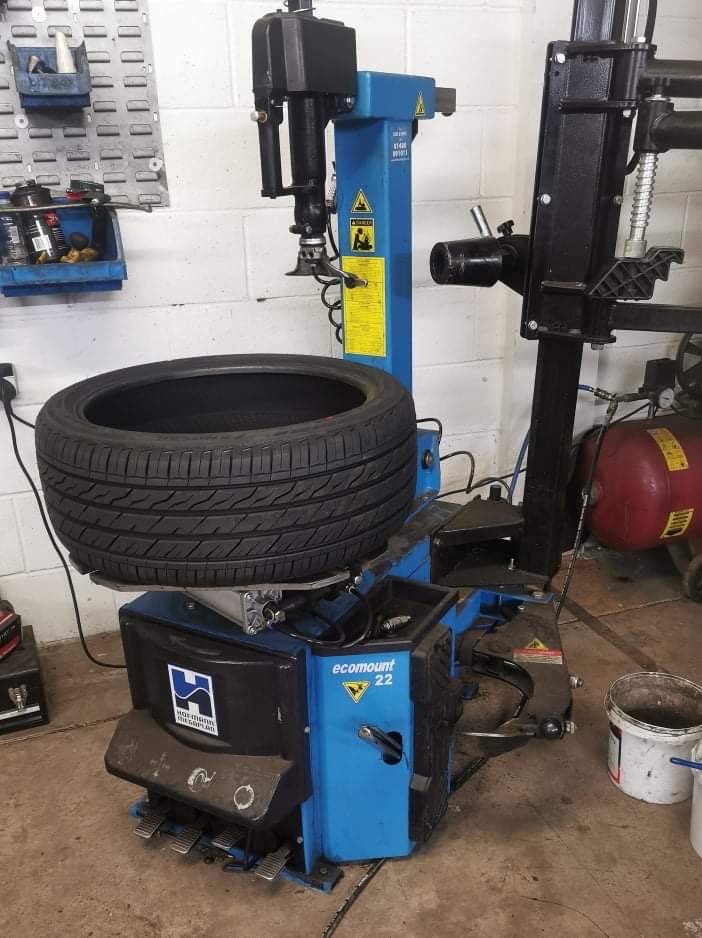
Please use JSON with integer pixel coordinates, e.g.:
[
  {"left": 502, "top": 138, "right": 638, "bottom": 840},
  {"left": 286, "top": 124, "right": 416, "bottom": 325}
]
[
  {"left": 11, "top": 181, "right": 67, "bottom": 264},
  {"left": 0, "top": 191, "right": 30, "bottom": 265}
]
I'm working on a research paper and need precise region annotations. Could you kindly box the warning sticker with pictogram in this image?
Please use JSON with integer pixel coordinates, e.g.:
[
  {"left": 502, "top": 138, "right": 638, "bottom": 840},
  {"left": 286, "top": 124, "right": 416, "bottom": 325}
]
[
  {"left": 415, "top": 92, "right": 426, "bottom": 117},
  {"left": 343, "top": 681, "right": 370, "bottom": 703},
  {"left": 350, "top": 217, "right": 375, "bottom": 253},
  {"left": 352, "top": 189, "right": 372, "bottom": 213},
  {"left": 661, "top": 508, "right": 694, "bottom": 538},
  {"left": 513, "top": 638, "right": 564, "bottom": 665}
]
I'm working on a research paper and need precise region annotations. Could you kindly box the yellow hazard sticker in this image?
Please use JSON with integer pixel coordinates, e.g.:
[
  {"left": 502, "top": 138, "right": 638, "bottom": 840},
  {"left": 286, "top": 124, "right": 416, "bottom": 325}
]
[
  {"left": 351, "top": 189, "right": 372, "bottom": 213},
  {"left": 527, "top": 638, "right": 548, "bottom": 651},
  {"left": 350, "top": 217, "right": 375, "bottom": 253},
  {"left": 661, "top": 508, "right": 695, "bottom": 539},
  {"left": 647, "top": 427, "right": 689, "bottom": 472},
  {"left": 342, "top": 256, "right": 386, "bottom": 358},
  {"left": 343, "top": 680, "right": 369, "bottom": 703},
  {"left": 415, "top": 92, "right": 426, "bottom": 117}
]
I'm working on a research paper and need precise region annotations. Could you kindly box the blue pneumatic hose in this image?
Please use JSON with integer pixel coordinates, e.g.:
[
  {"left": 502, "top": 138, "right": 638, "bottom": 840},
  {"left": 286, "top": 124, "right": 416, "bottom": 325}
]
[{"left": 508, "top": 384, "right": 596, "bottom": 501}]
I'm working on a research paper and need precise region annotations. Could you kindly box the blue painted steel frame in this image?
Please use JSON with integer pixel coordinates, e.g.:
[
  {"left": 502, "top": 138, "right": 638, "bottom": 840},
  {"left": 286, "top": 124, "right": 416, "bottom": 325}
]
[{"left": 335, "top": 72, "right": 437, "bottom": 393}]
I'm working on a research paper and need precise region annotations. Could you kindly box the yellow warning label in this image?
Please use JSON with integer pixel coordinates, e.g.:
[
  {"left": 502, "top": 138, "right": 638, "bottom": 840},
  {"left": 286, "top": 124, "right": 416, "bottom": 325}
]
[
  {"left": 350, "top": 217, "right": 375, "bottom": 253},
  {"left": 415, "top": 92, "right": 426, "bottom": 117},
  {"left": 342, "top": 256, "right": 386, "bottom": 358},
  {"left": 343, "top": 681, "right": 370, "bottom": 704},
  {"left": 647, "top": 427, "right": 689, "bottom": 472},
  {"left": 351, "top": 189, "right": 372, "bottom": 213},
  {"left": 527, "top": 638, "right": 548, "bottom": 651},
  {"left": 661, "top": 508, "right": 695, "bottom": 539}
]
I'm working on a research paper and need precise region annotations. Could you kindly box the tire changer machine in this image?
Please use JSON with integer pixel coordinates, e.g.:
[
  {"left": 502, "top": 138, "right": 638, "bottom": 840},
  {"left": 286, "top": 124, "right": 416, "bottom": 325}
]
[{"left": 105, "top": 0, "right": 702, "bottom": 891}]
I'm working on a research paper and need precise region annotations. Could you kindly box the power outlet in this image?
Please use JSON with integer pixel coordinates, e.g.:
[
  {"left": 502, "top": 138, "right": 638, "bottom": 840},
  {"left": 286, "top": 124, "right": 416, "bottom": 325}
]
[{"left": 0, "top": 363, "right": 18, "bottom": 402}]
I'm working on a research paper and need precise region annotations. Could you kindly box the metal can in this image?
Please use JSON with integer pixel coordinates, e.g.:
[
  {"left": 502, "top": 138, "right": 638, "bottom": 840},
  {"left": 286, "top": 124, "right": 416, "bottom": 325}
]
[
  {"left": 11, "top": 180, "right": 68, "bottom": 263},
  {"left": 0, "top": 191, "right": 30, "bottom": 265}
]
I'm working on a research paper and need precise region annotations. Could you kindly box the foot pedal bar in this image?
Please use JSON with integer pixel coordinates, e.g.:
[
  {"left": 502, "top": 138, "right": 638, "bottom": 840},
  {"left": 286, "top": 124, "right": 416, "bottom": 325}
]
[
  {"left": 255, "top": 843, "right": 291, "bottom": 882},
  {"left": 211, "top": 826, "right": 246, "bottom": 853},
  {"left": 170, "top": 822, "right": 205, "bottom": 856},
  {"left": 133, "top": 807, "right": 168, "bottom": 840}
]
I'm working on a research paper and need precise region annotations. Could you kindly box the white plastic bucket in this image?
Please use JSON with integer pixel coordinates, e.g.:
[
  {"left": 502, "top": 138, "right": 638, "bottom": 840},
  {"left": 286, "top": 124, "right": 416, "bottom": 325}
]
[
  {"left": 690, "top": 740, "right": 702, "bottom": 858},
  {"left": 606, "top": 672, "right": 702, "bottom": 804}
]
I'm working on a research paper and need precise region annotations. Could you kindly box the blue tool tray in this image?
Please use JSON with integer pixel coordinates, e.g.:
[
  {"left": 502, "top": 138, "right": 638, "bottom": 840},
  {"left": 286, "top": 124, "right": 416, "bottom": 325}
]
[
  {"left": 0, "top": 203, "right": 127, "bottom": 297},
  {"left": 8, "top": 42, "right": 91, "bottom": 109}
]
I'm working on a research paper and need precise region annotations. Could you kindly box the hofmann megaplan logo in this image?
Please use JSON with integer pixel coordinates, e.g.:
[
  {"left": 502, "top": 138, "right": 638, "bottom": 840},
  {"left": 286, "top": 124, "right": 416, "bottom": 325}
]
[{"left": 168, "top": 665, "right": 219, "bottom": 736}]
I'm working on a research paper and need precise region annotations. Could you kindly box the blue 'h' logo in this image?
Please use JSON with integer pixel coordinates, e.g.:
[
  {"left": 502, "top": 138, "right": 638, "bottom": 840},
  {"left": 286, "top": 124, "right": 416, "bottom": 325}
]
[{"left": 169, "top": 666, "right": 213, "bottom": 718}]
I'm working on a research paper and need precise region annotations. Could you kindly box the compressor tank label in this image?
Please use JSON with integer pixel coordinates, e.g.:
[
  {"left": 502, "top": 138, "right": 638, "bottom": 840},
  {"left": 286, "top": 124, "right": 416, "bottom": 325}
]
[
  {"left": 342, "top": 256, "right": 386, "bottom": 358},
  {"left": 647, "top": 427, "right": 689, "bottom": 472},
  {"left": 168, "top": 664, "right": 219, "bottom": 736},
  {"left": 661, "top": 508, "right": 694, "bottom": 539}
]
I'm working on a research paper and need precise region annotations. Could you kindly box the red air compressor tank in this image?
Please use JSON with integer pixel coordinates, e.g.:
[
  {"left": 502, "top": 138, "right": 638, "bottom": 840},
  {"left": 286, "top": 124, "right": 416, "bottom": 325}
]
[{"left": 580, "top": 415, "right": 702, "bottom": 552}]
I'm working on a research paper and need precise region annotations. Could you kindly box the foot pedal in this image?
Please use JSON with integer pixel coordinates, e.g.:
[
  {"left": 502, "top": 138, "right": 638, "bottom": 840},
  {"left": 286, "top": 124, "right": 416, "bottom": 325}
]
[
  {"left": 211, "top": 826, "right": 245, "bottom": 853},
  {"left": 170, "top": 824, "right": 204, "bottom": 856},
  {"left": 255, "top": 843, "right": 291, "bottom": 882},
  {"left": 133, "top": 808, "right": 168, "bottom": 840}
]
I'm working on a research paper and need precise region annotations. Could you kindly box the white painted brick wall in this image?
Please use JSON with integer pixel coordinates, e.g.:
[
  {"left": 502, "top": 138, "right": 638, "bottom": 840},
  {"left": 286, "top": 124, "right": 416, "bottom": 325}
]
[{"left": 0, "top": 0, "right": 699, "bottom": 642}]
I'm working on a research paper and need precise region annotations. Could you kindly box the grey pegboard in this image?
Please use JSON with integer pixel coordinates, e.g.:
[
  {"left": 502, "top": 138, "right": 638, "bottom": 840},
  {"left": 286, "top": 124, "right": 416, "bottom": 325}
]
[{"left": 0, "top": 0, "right": 169, "bottom": 206}]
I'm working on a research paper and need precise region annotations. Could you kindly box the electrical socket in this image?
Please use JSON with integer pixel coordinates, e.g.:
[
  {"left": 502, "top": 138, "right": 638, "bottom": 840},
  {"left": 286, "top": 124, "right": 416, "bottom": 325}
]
[{"left": 0, "top": 363, "right": 18, "bottom": 402}]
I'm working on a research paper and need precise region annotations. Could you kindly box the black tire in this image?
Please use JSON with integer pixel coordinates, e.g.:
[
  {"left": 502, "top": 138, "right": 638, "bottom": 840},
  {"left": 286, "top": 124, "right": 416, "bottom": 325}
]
[{"left": 36, "top": 355, "right": 417, "bottom": 588}]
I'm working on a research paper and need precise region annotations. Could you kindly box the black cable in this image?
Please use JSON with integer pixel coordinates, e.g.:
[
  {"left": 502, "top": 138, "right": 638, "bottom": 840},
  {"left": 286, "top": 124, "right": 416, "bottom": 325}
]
[
  {"left": 321, "top": 859, "right": 387, "bottom": 938},
  {"left": 313, "top": 271, "right": 343, "bottom": 345},
  {"left": 327, "top": 219, "right": 340, "bottom": 262},
  {"left": 416, "top": 417, "right": 443, "bottom": 443},
  {"left": 9, "top": 407, "right": 35, "bottom": 430},
  {"left": 469, "top": 476, "right": 513, "bottom": 503},
  {"left": 439, "top": 449, "right": 476, "bottom": 491},
  {"left": 1, "top": 396, "right": 125, "bottom": 669},
  {"left": 609, "top": 401, "right": 650, "bottom": 426},
  {"left": 625, "top": 151, "right": 640, "bottom": 176}
]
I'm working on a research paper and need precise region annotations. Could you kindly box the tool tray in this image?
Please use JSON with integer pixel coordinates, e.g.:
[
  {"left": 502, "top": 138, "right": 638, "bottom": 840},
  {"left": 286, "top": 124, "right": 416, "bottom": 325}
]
[
  {"left": 8, "top": 41, "right": 91, "bottom": 109},
  {"left": 0, "top": 201, "right": 127, "bottom": 297}
]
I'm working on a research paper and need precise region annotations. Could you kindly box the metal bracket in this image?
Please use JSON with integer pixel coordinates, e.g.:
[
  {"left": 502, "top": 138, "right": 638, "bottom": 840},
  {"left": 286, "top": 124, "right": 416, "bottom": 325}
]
[{"left": 590, "top": 246, "right": 684, "bottom": 300}]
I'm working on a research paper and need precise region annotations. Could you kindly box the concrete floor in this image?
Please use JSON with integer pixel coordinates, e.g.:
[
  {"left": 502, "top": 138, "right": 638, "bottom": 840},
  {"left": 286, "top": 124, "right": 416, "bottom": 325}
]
[{"left": 4, "top": 550, "right": 702, "bottom": 938}]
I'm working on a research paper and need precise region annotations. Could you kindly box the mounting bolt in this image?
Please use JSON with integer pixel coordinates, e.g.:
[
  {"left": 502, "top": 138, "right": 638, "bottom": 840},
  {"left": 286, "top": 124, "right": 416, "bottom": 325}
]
[
  {"left": 554, "top": 52, "right": 566, "bottom": 64},
  {"left": 319, "top": 866, "right": 328, "bottom": 875},
  {"left": 344, "top": 96, "right": 355, "bottom": 108},
  {"left": 622, "top": 108, "right": 633, "bottom": 119},
  {"left": 422, "top": 449, "right": 435, "bottom": 469},
  {"left": 185, "top": 599, "right": 196, "bottom": 612},
  {"left": 539, "top": 193, "right": 552, "bottom": 206},
  {"left": 570, "top": 674, "right": 584, "bottom": 689},
  {"left": 613, "top": 195, "right": 623, "bottom": 206},
  {"left": 565, "top": 720, "right": 578, "bottom": 735},
  {"left": 527, "top": 320, "right": 539, "bottom": 332},
  {"left": 532, "top": 590, "right": 545, "bottom": 600},
  {"left": 304, "top": 726, "right": 310, "bottom": 734},
  {"left": 296, "top": 836, "right": 304, "bottom": 844},
  {"left": 250, "top": 109, "right": 268, "bottom": 124},
  {"left": 353, "top": 574, "right": 363, "bottom": 587}
]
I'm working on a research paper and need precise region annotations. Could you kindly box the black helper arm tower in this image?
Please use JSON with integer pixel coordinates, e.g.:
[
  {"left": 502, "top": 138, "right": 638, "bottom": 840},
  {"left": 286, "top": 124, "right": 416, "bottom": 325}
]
[
  {"left": 431, "top": 0, "right": 702, "bottom": 579},
  {"left": 251, "top": 2, "right": 360, "bottom": 283}
]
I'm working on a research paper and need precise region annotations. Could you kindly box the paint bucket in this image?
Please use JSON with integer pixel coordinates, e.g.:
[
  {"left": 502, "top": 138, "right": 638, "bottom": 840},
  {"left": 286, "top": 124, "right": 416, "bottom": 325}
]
[
  {"left": 690, "top": 741, "right": 702, "bottom": 858},
  {"left": 606, "top": 672, "right": 702, "bottom": 804}
]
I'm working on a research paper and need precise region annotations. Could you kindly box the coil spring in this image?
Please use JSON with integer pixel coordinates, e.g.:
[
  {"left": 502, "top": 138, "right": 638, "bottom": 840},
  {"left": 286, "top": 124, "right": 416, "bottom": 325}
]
[{"left": 630, "top": 152, "right": 659, "bottom": 231}]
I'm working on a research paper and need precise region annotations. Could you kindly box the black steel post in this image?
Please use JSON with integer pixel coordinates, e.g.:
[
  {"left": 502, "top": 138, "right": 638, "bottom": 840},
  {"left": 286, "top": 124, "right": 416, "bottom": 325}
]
[{"left": 517, "top": 0, "right": 631, "bottom": 577}]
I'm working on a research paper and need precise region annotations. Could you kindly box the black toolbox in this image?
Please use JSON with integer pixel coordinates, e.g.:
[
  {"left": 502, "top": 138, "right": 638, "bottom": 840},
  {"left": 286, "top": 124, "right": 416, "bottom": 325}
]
[{"left": 0, "top": 625, "right": 48, "bottom": 735}]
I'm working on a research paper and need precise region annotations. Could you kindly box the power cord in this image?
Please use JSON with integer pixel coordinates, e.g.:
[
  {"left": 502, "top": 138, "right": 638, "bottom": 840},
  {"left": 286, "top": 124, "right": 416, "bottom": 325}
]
[{"left": 1, "top": 388, "right": 125, "bottom": 670}]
